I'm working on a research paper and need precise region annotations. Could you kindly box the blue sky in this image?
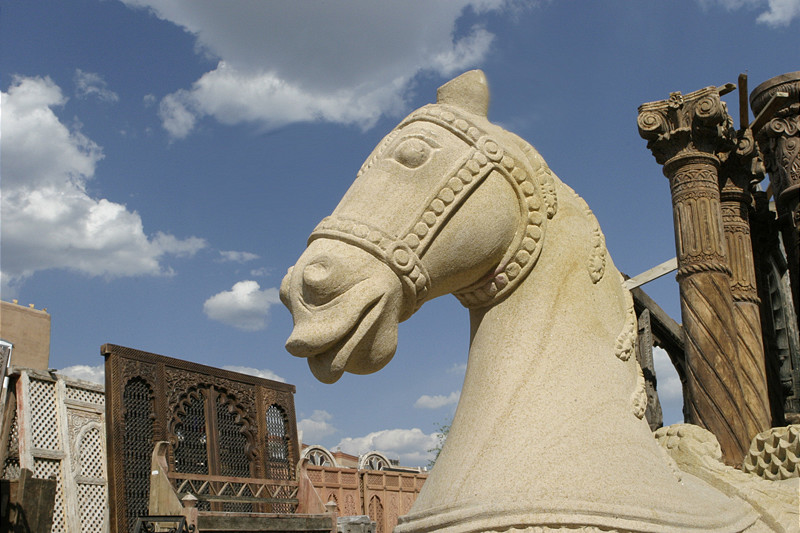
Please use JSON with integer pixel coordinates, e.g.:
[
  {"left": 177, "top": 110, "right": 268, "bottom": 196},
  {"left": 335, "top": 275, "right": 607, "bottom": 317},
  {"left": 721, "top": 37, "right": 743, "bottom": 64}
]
[{"left": 1, "top": 0, "right": 797, "bottom": 467}]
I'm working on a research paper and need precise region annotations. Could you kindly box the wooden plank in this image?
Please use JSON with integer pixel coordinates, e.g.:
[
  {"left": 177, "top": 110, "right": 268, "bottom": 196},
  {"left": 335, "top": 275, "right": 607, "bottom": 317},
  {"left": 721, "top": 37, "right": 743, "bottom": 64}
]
[
  {"left": 622, "top": 257, "right": 678, "bottom": 290},
  {"left": 7, "top": 468, "right": 56, "bottom": 533},
  {"left": 750, "top": 91, "right": 790, "bottom": 133},
  {"left": 197, "top": 512, "right": 335, "bottom": 532}
]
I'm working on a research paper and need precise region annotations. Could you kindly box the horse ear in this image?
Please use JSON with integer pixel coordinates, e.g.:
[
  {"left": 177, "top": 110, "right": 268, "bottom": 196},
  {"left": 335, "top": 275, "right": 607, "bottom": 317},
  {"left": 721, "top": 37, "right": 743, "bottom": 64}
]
[{"left": 437, "top": 70, "right": 489, "bottom": 117}]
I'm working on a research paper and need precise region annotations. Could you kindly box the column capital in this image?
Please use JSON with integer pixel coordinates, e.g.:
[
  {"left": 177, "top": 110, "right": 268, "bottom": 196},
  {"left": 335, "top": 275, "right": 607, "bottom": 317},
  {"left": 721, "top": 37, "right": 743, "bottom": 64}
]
[
  {"left": 720, "top": 128, "right": 765, "bottom": 203},
  {"left": 638, "top": 86, "right": 736, "bottom": 168},
  {"left": 750, "top": 72, "right": 800, "bottom": 211}
]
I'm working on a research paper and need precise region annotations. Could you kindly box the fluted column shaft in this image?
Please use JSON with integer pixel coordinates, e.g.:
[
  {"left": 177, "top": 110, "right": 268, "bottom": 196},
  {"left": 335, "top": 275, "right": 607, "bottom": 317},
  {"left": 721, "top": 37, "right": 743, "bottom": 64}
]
[{"left": 638, "top": 86, "right": 750, "bottom": 464}]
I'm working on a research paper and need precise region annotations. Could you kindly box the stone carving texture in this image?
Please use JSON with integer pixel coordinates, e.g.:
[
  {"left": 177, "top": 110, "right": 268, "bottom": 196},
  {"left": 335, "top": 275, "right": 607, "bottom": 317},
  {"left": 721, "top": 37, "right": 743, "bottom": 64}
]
[
  {"left": 639, "top": 86, "right": 754, "bottom": 464},
  {"left": 742, "top": 425, "right": 800, "bottom": 480},
  {"left": 282, "top": 71, "right": 798, "bottom": 532},
  {"left": 655, "top": 424, "right": 799, "bottom": 531}
]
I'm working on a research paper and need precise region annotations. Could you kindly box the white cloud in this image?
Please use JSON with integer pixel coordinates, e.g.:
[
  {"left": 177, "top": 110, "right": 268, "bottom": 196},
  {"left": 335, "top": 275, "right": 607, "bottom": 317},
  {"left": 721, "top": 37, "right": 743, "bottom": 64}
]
[
  {"left": 221, "top": 365, "right": 285, "bottom": 383},
  {"left": 203, "top": 280, "right": 280, "bottom": 331},
  {"left": 414, "top": 391, "right": 460, "bottom": 409},
  {"left": 756, "top": 0, "right": 800, "bottom": 24},
  {"left": 336, "top": 428, "right": 439, "bottom": 467},
  {"left": 249, "top": 267, "right": 271, "bottom": 277},
  {"left": 58, "top": 364, "right": 105, "bottom": 384},
  {"left": 219, "top": 250, "right": 259, "bottom": 263},
  {"left": 653, "top": 346, "right": 684, "bottom": 425},
  {"left": 447, "top": 362, "right": 468, "bottom": 375},
  {"left": 120, "top": 1, "right": 508, "bottom": 138},
  {"left": 298, "top": 410, "right": 337, "bottom": 444},
  {"left": 700, "top": 0, "right": 800, "bottom": 26},
  {"left": 74, "top": 69, "right": 119, "bottom": 102},
  {"left": 0, "top": 76, "right": 207, "bottom": 294}
]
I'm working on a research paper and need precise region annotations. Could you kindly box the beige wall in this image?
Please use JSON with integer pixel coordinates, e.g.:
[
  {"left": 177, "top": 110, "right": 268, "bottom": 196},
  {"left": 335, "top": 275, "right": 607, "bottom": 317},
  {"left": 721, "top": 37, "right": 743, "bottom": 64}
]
[{"left": 0, "top": 300, "right": 51, "bottom": 370}]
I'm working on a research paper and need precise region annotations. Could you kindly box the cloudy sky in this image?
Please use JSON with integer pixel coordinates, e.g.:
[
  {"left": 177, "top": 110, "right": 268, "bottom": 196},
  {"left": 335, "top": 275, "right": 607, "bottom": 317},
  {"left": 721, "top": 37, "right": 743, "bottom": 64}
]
[{"left": 2, "top": 0, "right": 797, "bottom": 467}]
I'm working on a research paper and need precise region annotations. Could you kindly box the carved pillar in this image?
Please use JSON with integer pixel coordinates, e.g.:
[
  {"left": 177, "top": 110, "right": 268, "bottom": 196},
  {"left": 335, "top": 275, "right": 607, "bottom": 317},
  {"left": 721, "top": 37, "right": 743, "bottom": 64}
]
[
  {"left": 719, "top": 129, "right": 772, "bottom": 435},
  {"left": 750, "top": 72, "right": 800, "bottom": 319},
  {"left": 638, "top": 86, "right": 750, "bottom": 464}
]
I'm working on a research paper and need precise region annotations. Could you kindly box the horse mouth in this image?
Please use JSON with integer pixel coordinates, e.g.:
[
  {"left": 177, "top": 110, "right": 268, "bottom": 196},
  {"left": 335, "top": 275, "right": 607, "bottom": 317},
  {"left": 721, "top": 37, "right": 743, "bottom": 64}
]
[{"left": 301, "top": 293, "right": 393, "bottom": 383}]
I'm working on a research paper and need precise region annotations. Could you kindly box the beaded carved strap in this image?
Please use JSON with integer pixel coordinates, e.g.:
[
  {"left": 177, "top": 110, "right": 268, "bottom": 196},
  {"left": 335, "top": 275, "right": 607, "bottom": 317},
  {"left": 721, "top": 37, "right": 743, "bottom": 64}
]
[{"left": 308, "top": 218, "right": 431, "bottom": 321}]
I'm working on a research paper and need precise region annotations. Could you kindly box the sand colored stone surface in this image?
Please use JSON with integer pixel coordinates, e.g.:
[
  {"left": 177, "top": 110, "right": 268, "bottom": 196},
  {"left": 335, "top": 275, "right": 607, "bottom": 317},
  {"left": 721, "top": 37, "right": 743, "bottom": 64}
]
[{"left": 282, "top": 71, "right": 799, "bottom": 532}]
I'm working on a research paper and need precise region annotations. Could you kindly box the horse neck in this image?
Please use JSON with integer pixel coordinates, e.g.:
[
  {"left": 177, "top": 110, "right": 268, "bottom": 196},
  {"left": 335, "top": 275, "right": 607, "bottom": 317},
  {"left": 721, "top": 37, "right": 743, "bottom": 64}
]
[{"left": 439, "top": 187, "right": 649, "bottom": 479}]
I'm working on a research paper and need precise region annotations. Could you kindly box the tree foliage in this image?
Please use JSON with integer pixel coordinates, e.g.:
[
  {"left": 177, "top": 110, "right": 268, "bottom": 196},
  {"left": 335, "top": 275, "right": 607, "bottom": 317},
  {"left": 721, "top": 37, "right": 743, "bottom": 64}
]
[{"left": 426, "top": 419, "right": 451, "bottom": 469}]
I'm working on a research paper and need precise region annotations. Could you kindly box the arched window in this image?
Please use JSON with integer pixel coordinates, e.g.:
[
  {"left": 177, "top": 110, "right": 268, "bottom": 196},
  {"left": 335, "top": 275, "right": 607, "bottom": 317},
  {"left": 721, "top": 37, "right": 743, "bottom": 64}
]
[
  {"left": 78, "top": 425, "right": 106, "bottom": 532},
  {"left": 369, "top": 495, "right": 384, "bottom": 533},
  {"left": 301, "top": 445, "right": 336, "bottom": 467},
  {"left": 216, "top": 394, "right": 250, "bottom": 478},
  {"left": 173, "top": 392, "right": 208, "bottom": 475},
  {"left": 266, "top": 404, "right": 291, "bottom": 480},
  {"left": 359, "top": 451, "right": 391, "bottom": 471},
  {"left": 122, "top": 378, "right": 154, "bottom": 533}
]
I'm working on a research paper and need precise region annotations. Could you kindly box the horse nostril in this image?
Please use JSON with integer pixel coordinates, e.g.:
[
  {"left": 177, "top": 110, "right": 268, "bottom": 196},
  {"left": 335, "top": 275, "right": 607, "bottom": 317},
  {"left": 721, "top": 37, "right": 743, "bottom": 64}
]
[
  {"left": 302, "top": 257, "right": 339, "bottom": 305},
  {"left": 303, "top": 261, "right": 330, "bottom": 286}
]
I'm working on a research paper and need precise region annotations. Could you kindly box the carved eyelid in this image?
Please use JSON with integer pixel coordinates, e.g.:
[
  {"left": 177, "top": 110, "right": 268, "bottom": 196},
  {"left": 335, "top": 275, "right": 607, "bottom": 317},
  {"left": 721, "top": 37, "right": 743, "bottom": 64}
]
[
  {"left": 393, "top": 133, "right": 441, "bottom": 150},
  {"left": 390, "top": 133, "right": 441, "bottom": 169}
]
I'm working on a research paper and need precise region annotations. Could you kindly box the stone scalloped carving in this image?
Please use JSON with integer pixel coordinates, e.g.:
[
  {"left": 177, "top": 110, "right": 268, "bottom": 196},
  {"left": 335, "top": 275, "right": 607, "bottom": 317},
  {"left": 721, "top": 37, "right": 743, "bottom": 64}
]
[
  {"left": 656, "top": 424, "right": 799, "bottom": 531},
  {"left": 742, "top": 425, "right": 800, "bottom": 481}
]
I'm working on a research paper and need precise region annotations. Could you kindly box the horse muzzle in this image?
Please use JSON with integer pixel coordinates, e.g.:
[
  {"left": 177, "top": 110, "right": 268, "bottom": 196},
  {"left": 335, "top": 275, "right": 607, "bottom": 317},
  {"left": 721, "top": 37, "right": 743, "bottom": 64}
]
[{"left": 281, "top": 239, "right": 404, "bottom": 383}]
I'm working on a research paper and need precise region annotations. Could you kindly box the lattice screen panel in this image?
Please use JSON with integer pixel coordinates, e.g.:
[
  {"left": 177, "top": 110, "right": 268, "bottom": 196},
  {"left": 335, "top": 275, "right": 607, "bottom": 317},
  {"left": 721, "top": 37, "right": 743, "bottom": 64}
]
[
  {"left": 30, "top": 378, "right": 61, "bottom": 450},
  {"left": 123, "top": 378, "right": 154, "bottom": 533},
  {"left": 79, "top": 427, "right": 104, "bottom": 479},
  {"left": 5, "top": 369, "right": 108, "bottom": 533},
  {"left": 2, "top": 407, "right": 20, "bottom": 479},
  {"left": 35, "top": 458, "right": 66, "bottom": 533},
  {"left": 216, "top": 394, "right": 251, "bottom": 478},
  {"left": 78, "top": 483, "right": 106, "bottom": 532},
  {"left": 66, "top": 386, "right": 105, "bottom": 406},
  {"left": 103, "top": 344, "right": 301, "bottom": 532},
  {"left": 266, "top": 404, "right": 291, "bottom": 481}
]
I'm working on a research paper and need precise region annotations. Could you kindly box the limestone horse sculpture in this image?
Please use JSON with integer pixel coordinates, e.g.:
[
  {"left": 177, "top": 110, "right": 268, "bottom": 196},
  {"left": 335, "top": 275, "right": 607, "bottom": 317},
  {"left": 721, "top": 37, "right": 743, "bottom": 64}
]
[{"left": 280, "top": 71, "right": 798, "bottom": 532}]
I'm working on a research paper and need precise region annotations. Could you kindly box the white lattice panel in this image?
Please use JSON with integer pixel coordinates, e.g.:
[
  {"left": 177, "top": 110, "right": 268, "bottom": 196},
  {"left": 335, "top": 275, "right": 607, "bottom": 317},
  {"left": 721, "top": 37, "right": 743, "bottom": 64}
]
[
  {"left": 78, "top": 483, "right": 106, "bottom": 532},
  {"left": 30, "top": 378, "right": 61, "bottom": 450},
  {"left": 79, "top": 427, "right": 104, "bottom": 479},
  {"left": 66, "top": 386, "right": 104, "bottom": 406},
  {"left": 35, "top": 458, "right": 66, "bottom": 533}
]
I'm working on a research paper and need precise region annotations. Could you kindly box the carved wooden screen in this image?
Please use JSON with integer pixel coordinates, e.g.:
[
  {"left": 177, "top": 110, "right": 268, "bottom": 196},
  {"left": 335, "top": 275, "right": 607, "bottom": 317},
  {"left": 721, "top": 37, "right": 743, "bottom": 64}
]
[
  {"left": 122, "top": 378, "right": 155, "bottom": 532},
  {"left": 104, "top": 344, "right": 299, "bottom": 533}
]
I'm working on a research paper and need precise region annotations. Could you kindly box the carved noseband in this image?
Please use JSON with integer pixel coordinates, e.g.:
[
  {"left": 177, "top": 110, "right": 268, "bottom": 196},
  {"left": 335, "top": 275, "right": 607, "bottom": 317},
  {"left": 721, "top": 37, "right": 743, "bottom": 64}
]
[{"left": 309, "top": 103, "right": 557, "bottom": 319}]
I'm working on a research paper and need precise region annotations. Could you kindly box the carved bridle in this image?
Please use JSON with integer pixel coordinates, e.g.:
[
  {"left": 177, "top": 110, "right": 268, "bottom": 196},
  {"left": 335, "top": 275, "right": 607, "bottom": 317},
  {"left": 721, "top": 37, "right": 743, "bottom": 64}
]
[{"left": 308, "top": 103, "right": 557, "bottom": 320}]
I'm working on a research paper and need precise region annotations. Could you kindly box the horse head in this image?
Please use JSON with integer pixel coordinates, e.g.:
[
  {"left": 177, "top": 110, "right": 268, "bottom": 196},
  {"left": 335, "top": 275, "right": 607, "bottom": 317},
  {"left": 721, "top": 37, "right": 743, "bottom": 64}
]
[
  {"left": 280, "top": 70, "right": 557, "bottom": 383},
  {"left": 279, "top": 70, "right": 795, "bottom": 532}
]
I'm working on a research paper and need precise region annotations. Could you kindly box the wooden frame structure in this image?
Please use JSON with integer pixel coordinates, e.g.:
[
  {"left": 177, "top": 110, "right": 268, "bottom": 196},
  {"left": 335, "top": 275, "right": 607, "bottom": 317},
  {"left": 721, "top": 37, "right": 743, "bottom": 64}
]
[{"left": 103, "top": 344, "right": 301, "bottom": 533}]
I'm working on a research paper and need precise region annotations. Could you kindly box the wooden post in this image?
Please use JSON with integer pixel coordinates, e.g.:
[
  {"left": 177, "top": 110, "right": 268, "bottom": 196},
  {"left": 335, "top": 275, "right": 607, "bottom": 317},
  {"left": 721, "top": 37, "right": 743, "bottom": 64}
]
[
  {"left": 719, "top": 127, "right": 772, "bottom": 437},
  {"left": 751, "top": 72, "right": 800, "bottom": 320},
  {"left": 638, "top": 86, "right": 751, "bottom": 464}
]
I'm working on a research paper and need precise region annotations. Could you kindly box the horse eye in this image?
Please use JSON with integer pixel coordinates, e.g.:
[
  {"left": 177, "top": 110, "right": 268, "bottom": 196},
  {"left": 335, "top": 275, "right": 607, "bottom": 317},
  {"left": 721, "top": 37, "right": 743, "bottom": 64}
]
[{"left": 393, "top": 138, "right": 434, "bottom": 169}]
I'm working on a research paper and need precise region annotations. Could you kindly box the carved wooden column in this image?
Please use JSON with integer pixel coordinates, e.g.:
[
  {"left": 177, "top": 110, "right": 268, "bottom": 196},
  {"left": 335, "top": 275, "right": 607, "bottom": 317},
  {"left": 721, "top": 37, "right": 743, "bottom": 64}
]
[
  {"left": 750, "top": 72, "right": 800, "bottom": 319},
  {"left": 719, "top": 128, "right": 772, "bottom": 436},
  {"left": 638, "top": 86, "right": 750, "bottom": 464}
]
